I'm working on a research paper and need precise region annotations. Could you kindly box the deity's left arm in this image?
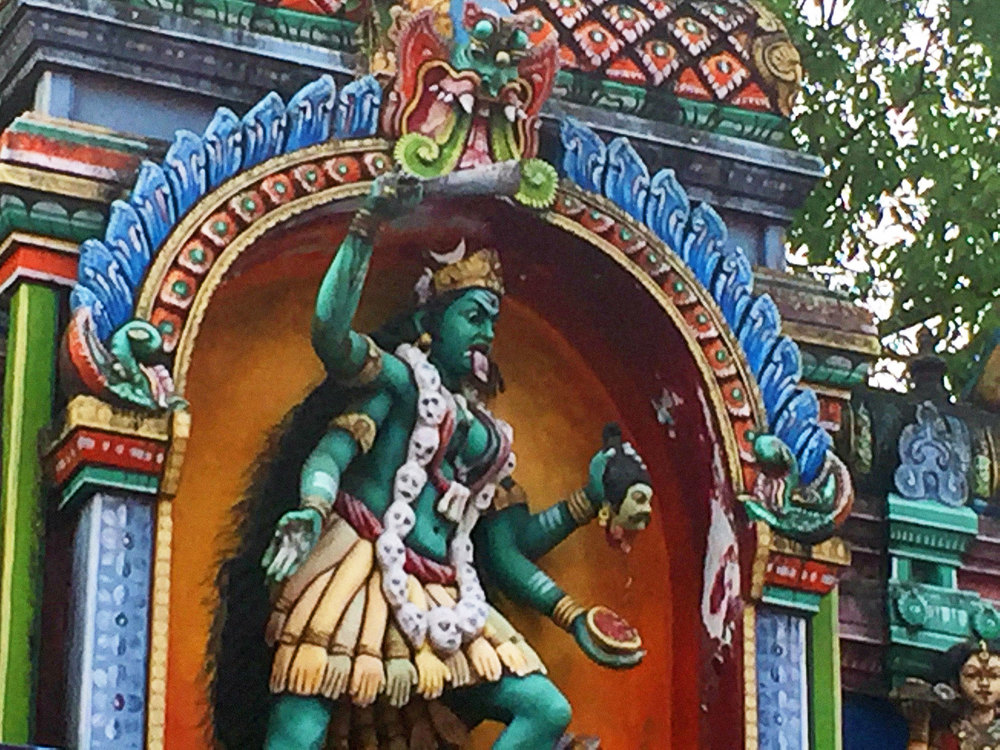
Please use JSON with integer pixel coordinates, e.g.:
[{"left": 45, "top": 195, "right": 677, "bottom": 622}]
[
  {"left": 477, "top": 497, "right": 645, "bottom": 669},
  {"left": 476, "top": 507, "right": 572, "bottom": 621},
  {"left": 509, "top": 487, "right": 598, "bottom": 560},
  {"left": 300, "top": 390, "right": 394, "bottom": 508}
]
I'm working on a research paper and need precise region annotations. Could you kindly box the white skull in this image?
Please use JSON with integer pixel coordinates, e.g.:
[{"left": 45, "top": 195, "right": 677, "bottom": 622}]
[
  {"left": 457, "top": 565, "right": 485, "bottom": 602},
  {"left": 394, "top": 461, "right": 426, "bottom": 504},
  {"left": 382, "top": 569, "right": 408, "bottom": 608},
  {"left": 376, "top": 531, "right": 406, "bottom": 570},
  {"left": 396, "top": 602, "right": 427, "bottom": 648},
  {"left": 427, "top": 606, "right": 462, "bottom": 654},
  {"left": 450, "top": 534, "right": 474, "bottom": 566},
  {"left": 455, "top": 598, "right": 488, "bottom": 639},
  {"left": 417, "top": 392, "right": 447, "bottom": 425},
  {"left": 473, "top": 484, "right": 496, "bottom": 511},
  {"left": 413, "top": 360, "right": 442, "bottom": 391},
  {"left": 408, "top": 424, "right": 440, "bottom": 465},
  {"left": 383, "top": 501, "right": 416, "bottom": 537}
]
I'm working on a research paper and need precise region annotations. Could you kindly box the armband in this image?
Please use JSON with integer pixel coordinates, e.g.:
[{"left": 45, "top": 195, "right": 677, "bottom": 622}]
[
  {"left": 566, "top": 487, "right": 597, "bottom": 525},
  {"left": 329, "top": 412, "right": 378, "bottom": 454},
  {"left": 348, "top": 206, "right": 380, "bottom": 241},
  {"left": 342, "top": 334, "right": 383, "bottom": 387}
]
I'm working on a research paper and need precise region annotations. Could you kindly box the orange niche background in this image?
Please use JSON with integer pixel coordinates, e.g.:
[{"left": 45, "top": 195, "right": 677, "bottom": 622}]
[{"left": 163, "top": 210, "right": 712, "bottom": 749}]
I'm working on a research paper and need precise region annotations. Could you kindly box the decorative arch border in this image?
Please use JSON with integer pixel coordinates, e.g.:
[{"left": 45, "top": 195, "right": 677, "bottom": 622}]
[
  {"left": 67, "top": 74, "right": 830, "bottom": 489},
  {"left": 55, "top": 70, "right": 856, "bottom": 572}
]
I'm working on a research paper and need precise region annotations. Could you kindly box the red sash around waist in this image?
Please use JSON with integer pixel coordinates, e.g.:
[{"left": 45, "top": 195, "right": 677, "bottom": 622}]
[{"left": 334, "top": 491, "right": 457, "bottom": 585}]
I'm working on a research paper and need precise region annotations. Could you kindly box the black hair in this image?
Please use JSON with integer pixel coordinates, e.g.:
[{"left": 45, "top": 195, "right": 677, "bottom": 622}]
[
  {"left": 369, "top": 293, "right": 457, "bottom": 353},
  {"left": 600, "top": 423, "right": 653, "bottom": 511},
  {"left": 934, "top": 639, "right": 1000, "bottom": 685}
]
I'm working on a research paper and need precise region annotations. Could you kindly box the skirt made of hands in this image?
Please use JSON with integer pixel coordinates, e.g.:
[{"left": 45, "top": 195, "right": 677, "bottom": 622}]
[{"left": 266, "top": 495, "right": 546, "bottom": 746}]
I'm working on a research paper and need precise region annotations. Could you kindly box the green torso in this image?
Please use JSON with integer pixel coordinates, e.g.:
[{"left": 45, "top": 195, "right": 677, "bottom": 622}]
[{"left": 340, "top": 378, "right": 496, "bottom": 563}]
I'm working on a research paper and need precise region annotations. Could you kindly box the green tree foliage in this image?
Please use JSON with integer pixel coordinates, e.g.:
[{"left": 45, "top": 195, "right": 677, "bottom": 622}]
[{"left": 770, "top": 0, "right": 999, "bottom": 385}]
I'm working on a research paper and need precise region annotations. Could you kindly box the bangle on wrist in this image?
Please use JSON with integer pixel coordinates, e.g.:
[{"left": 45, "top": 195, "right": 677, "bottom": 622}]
[
  {"left": 349, "top": 207, "right": 380, "bottom": 240},
  {"left": 301, "top": 495, "right": 333, "bottom": 526},
  {"left": 551, "top": 595, "right": 587, "bottom": 631},
  {"left": 566, "top": 488, "right": 597, "bottom": 525}
]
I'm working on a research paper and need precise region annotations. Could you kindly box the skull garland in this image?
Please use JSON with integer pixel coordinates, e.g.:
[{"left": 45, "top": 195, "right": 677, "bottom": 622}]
[
  {"left": 408, "top": 425, "right": 440, "bottom": 464},
  {"left": 384, "top": 501, "right": 417, "bottom": 537},
  {"left": 369, "top": 343, "right": 511, "bottom": 655},
  {"left": 376, "top": 531, "right": 407, "bottom": 570},
  {"left": 427, "top": 606, "right": 462, "bottom": 654},
  {"left": 394, "top": 461, "right": 426, "bottom": 504}
]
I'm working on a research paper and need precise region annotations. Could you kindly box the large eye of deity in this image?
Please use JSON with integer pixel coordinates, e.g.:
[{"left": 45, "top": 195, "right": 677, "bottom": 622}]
[{"left": 959, "top": 650, "right": 1000, "bottom": 709}]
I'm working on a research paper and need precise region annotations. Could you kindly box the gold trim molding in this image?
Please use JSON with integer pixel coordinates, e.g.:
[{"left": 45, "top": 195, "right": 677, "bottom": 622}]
[
  {"left": 0, "top": 163, "right": 120, "bottom": 202},
  {"left": 45, "top": 394, "right": 172, "bottom": 449}
]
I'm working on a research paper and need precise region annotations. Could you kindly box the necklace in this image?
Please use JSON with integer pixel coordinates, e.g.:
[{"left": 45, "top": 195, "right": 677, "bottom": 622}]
[
  {"left": 373, "top": 343, "right": 512, "bottom": 655},
  {"left": 952, "top": 715, "right": 1000, "bottom": 750}
]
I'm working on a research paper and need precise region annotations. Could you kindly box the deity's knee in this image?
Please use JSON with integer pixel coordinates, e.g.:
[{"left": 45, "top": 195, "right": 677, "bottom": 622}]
[
  {"left": 539, "top": 685, "right": 573, "bottom": 734},
  {"left": 520, "top": 675, "right": 572, "bottom": 735}
]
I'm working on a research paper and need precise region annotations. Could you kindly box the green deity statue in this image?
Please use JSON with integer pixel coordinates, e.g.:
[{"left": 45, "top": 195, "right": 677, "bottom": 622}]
[{"left": 212, "top": 171, "right": 653, "bottom": 750}]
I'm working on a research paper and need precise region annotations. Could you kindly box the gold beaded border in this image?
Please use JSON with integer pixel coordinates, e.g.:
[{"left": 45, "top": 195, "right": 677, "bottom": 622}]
[
  {"left": 547, "top": 210, "right": 747, "bottom": 492},
  {"left": 136, "top": 138, "right": 391, "bottom": 317},
  {"left": 172, "top": 182, "right": 370, "bottom": 393},
  {"left": 146, "top": 498, "right": 173, "bottom": 750},
  {"left": 744, "top": 603, "right": 759, "bottom": 750}
]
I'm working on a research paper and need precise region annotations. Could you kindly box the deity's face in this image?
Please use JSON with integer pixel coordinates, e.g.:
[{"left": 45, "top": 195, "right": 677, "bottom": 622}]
[
  {"left": 428, "top": 288, "right": 500, "bottom": 388},
  {"left": 959, "top": 650, "right": 1000, "bottom": 709}
]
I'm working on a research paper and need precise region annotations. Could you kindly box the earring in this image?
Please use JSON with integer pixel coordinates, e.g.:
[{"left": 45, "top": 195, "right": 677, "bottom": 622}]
[
  {"left": 597, "top": 504, "right": 611, "bottom": 528},
  {"left": 417, "top": 332, "right": 432, "bottom": 352}
]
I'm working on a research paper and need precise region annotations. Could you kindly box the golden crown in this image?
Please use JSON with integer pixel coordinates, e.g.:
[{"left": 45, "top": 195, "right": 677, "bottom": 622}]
[{"left": 430, "top": 247, "right": 505, "bottom": 298}]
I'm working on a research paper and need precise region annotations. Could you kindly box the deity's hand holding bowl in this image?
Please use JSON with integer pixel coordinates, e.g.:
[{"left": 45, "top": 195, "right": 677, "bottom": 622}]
[
  {"left": 571, "top": 606, "right": 645, "bottom": 669},
  {"left": 565, "top": 423, "right": 652, "bottom": 669}
]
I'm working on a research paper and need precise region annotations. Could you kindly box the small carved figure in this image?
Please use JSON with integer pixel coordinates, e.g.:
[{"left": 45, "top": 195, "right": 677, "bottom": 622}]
[
  {"left": 62, "top": 307, "right": 185, "bottom": 411},
  {"left": 742, "top": 430, "right": 853, "bottom": 543},
  {"left": 936, "top": 641, "right": 1000, "bottom": 750},
  {"left": 895, "top": 640, "right": 1000, "bottom": 750}
]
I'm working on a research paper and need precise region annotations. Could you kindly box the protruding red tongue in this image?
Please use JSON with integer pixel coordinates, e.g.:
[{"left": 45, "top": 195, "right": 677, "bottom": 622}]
[{"left": 471, "top": 350, "right": 490, "bottom": 382}]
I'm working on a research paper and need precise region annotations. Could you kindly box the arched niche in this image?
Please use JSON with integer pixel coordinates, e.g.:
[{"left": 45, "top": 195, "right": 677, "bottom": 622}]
[{"left": 135, "top": 142, "right": 767, "bottom": 750}]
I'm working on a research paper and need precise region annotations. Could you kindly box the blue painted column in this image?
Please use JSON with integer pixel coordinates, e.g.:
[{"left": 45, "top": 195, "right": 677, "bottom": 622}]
[
  {"left": 66, "top": 493, "right": 153, "bottom": 748},
  {"left": 757, "top": 607, "right": 810, "bottom": 749}
]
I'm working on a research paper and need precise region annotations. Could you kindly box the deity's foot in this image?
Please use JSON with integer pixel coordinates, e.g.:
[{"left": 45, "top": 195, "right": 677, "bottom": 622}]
[{"left": 555, "top": 733, "right": 601, "bottom": 749}]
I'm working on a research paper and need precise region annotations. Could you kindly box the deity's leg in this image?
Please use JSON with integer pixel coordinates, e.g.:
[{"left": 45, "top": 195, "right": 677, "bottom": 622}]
[
  {"left": 443, "top": 673, "right": 572, "bottom": 750},
  {"left": 264, "top": 694, "right": 333, "bottom": 750}
]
